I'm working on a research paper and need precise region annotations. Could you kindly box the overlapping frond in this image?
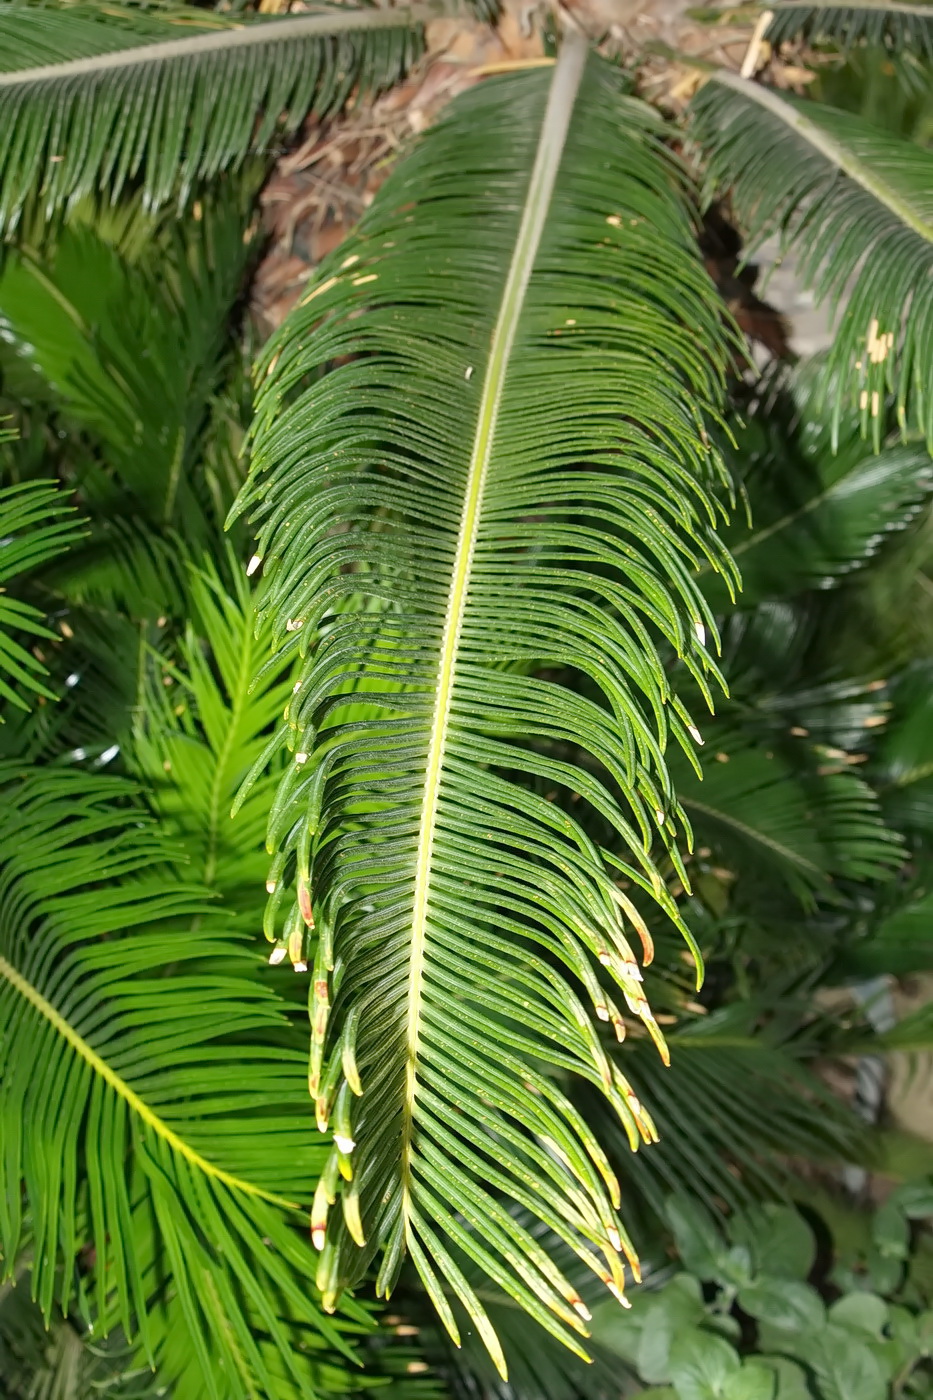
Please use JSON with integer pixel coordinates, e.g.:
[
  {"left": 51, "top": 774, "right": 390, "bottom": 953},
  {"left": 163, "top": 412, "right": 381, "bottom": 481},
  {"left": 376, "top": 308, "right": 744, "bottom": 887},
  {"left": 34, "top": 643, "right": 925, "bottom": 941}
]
[
  {"left": 0, "top": 192, "right": 254, "bottom": 532},
  {"left": 0, "top": 1268, "right": 160, "bottom": 1400},
  {"left": 237, "top": 34, "right": 739, "bottom": 1371},
  {"left": 875, "top": 662, "right": 933, "bottom": 837},
  {"left": 131, "top": 553, "right": 295, "bottom": 909},
  {"left": 690, "top": 73, "right": 933, "bottom": 445},
  {"left": 0, "top": 478, "right": 85, "bottom": 713},
  {"left": 670, "top": 727, "right": 902, "bottom": 899},
  {"left": 0, "top": 0, "right": 426, "bottom": 231},
  {"left": 0, "top": 766, "right": 357, "bottom": 1400},
  {"left": 593, "top": 1000, "right": 861, "bottom": 1219},
  {"left": 710, "top": 433, "right": 933, "bottom": 605},
  {"left": 765, "top": 0, "right": 933, "bottom": 54}
]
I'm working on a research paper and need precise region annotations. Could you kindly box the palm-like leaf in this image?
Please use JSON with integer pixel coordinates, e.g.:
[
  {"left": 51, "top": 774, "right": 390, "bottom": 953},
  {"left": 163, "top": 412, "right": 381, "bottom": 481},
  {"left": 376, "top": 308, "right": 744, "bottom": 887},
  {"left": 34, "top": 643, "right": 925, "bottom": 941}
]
[
  {"left": 670, "top": 728, "right": 902, "bottom": 899},
  {"left": 690, "top": 73, "right": 933, "bottom": 445},
  {"left": 0, "top": 1264, "right": 161, "bottom": 1400},
  {"left": 0, "top": 193, "right": 254, "bottom": 532},
  {"left": 765, "top": 0, "right": 933, "bottom": 54},
  {"left": 131, "top": 552, "right": 295, "bottom": 910},
  {"left": 0, "top": 477, "right": 85, "bottom": 713},
  {"left": 236, "top": 35, "right": 739, "bottom": 1371},
  {"left": 842, "top": 887, "right": 933, "bottom": 974},
  {"left": 0, "top": 0, "right": 425, "bottom": 231},
  {"left": 0, "top": 766, "right": 362, "bottom": 1400},
  {"left": 595, "top": 999, "right": 863, "bottom": 1221},
  {"left": 707, "top": 432, "right": 933, "bottom": 606}
]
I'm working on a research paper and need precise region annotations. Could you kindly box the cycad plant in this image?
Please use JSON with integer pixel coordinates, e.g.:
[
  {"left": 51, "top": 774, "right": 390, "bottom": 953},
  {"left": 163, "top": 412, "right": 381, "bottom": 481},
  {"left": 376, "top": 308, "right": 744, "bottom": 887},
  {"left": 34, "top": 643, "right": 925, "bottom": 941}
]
[{"left": 3, "top": 1, "right": 933, "bottom": 1396}]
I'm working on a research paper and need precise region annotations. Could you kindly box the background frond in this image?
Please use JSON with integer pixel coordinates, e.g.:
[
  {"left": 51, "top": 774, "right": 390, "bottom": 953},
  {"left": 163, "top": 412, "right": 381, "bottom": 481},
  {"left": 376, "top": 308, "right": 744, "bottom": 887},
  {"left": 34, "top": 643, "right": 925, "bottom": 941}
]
[
  {"left": 0, "top": 478, "right": 85, "bottom": 713},
  {"left": 0, "top": 187, "right": 256, "bottom": 535},
  {"left": 130, "top": 551, "right": 295, "bottom": 911},
  {"left": 671, "top": 726, "right": 902, "bottom": 900},
  {"left": 690, "top": 73, "right": 933, "bottom": 446},
  {"left": 0, "top": 0, "right": 426, "bottom": 232},
  {"left": 766, "top": 0, "right": 933, "bottom": 55},
  {"left": 595, "top": 997, "right": 864, "bottom": 1222}
]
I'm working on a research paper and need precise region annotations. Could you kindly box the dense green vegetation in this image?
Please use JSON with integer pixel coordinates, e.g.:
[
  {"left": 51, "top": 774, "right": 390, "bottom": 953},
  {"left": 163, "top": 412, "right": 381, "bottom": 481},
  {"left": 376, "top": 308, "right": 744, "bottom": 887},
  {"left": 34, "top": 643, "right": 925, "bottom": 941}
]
[{"left": 3, "top": 2, "right": 933, "bottom": 1396}]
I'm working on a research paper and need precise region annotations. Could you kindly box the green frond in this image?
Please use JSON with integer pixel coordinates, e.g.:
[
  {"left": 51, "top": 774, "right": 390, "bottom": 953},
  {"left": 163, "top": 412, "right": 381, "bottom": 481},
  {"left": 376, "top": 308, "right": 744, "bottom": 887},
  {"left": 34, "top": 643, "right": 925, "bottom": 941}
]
[
  {"left": 690, "top": 73, "right": 933, "bottom": 446},
  {"left": 0, "top": 192, "right": 255, "bottom": 533},
  {"left": 592, "top": 999, "right": 861, "bottom": 1221},
  {"left": 0, "top": 765, "right": 360, "bottom": 1400},
  {"left": 237, "top": 34, "right": 739, "bottom": 1371},
  {"left": 46, "top": 520, "right": 192, "bottom": 620},
  {"left": 876, "top": 661, "right": 933, "bottom": 837},
  {"left": 413, "top": 1219, "right": 633, "bottom": 1400},
  {"left": 0, "top": 1266, "right": 162, "bottom": 1400},
  {"left": 0, "top": 478, "right": 85, "bottom": 714},
  {"left": 766, "top": 0, "right": 933, "bottom": 55},
  {"left": 0, "top": 0, "right": 426, "bottom": 231},
  {"left": 131, "top": 551, "right": 295, "bottom": 908},
  {"left": 843, "top": 887, "right": 933, "bottom": 974},
  {"left": 708, "top": 427, "right": 933, "bottom": 607},
  {"left": 670, "top": 725, "right": 902, "bottom": 900}
]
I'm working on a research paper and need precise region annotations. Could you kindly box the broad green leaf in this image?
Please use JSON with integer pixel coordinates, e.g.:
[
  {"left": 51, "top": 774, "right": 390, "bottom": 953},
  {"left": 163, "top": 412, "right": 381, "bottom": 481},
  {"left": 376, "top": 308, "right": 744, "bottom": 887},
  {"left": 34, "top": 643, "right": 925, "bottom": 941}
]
[
  {"left": 239, "top": 34, "right": 738, "bottom": 1371},
  {"left": 890, "top": 1178, "right": 933, "bottom": 1218},
  {"left": 781, "top": 1324, "right": 887, "bottom": 1400},
  {"left": 737, "top": 1279, "right": 825, "bottom": 1333},
  {"left": 668, "top": 1329, "right": 740, "bottom": 1400},
  {"left": 873, "top": 1199, "right": 911, "bottom": 1259},
  {"left": 828, "top": 1292, "right": 889, "bottom": 1338},
  {"left": 730, "top": 1205, "right": 817, "bottom": 1282},
  {"left": 666, "top": 1197, "right": 726, "bottom": 1278},
  {"left": 722, "top": 1363, "right": 778, "bottom": 1400},
  {"left": 690, "top": 74, "right": 933, "bottom": 446},
  {"left": 755, "top": 1356, "right": 813, "bottom": 1400},
  {"left": 635, "top": 1278, "right": 709, "bottom": 1385},
  {"left": 0, "top": 0, "right": 425, "bottom": 230}
]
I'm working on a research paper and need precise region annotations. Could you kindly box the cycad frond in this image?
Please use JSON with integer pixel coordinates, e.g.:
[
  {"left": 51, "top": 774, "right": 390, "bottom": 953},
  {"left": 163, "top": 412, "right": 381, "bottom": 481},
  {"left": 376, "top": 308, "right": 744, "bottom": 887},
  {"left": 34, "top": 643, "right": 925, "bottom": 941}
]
[
  {"left": 690, "top": 73, "right": 933, "bottom": 445},
  {"left": 0, "top": 0, "right": 426, "bottom": 231},
  {"left": 766, "top": 0, "right": 933, "bottom": 54},
  {"left": 0, "top": 1266, "right": 161, "bottom": 1400},
  {"left": 237, "top": 35, "right": 738, "bottom": 1370},
  {"left": 0, "top": 478, "right": 85, "bottom": 713},
  {"left": 0, "top": 767, "right": 356, "bottom": 1399},
  {"left": 712, "top": 434, "right": 933, "bottom": 606},
  {"left": 0, "top": 193, "right": 254, "bottom": 532},
  {"left": 131, "top": 552, "right": 295, "bottom": 908},
  {"left": 670, "top": 728, "right": 902, "bottom": 899},
  {"left": 596, "top": 1000, "right": 862, "bottom": 1219},
  {"left": 843, "top": 888, "right": 933, "bottom": 974}
]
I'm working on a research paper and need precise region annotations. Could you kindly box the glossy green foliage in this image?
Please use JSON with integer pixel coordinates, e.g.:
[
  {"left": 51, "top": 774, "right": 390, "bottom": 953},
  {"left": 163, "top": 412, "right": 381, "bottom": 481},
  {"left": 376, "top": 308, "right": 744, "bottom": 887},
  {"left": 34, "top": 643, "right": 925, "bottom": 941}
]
[
  {"left": 0, "top": 0, "right": 423, "bottom": 231},
  {"left": 766, "top": 0, "right": 933, "bottom": 55},
  {"left": 691, "top": 75, "right": 933, "bottom": 447},
  {"left": 0, "top": 477, "right": 85, "bottom": 711},
  {"left": 238, "top": 39, "right": 740, "bottom": 1367},
  {"left": 0, "top": 767, "right": 361, "bottom": 1399}
]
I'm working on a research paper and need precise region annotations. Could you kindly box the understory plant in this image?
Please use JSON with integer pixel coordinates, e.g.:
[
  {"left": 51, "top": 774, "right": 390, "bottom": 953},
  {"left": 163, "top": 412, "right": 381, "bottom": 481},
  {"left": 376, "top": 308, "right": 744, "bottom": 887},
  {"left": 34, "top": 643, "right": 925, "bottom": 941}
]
[{"left": 3, "top": 0, "right": 933, "bottom": 1396}]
